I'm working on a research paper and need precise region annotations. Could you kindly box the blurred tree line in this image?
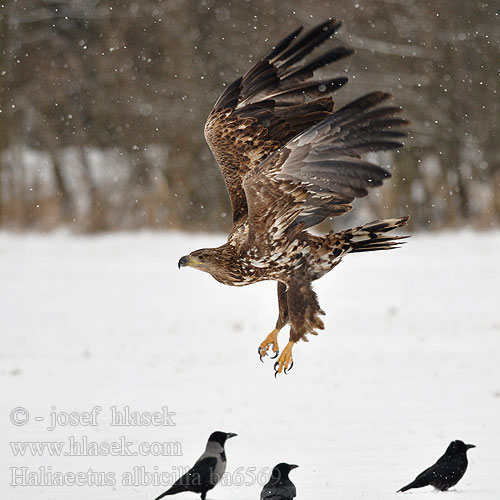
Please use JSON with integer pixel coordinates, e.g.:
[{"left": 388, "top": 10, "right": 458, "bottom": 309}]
[{"left": 0, "top": 0, "right": 497, "bottom": 232}]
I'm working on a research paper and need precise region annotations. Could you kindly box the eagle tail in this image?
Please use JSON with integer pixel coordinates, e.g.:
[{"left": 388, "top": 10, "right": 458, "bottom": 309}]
[{"left": 343, "top": 217, "right": 410, "bottom": 253}]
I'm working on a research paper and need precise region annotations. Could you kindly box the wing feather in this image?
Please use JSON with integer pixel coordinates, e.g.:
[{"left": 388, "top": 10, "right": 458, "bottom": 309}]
[
  {"left": 204, "top": 19, "right": 352, "bottom": 224},
  {"left": 242, "top": 92, "right": 408, "bottom": 247}
]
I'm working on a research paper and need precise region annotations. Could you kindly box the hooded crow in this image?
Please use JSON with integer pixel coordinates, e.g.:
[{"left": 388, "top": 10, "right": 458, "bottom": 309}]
[
  {"left": 260, "top": 463, "right": 298, "bottom": 500},
  {"left": 156, "top": 431, "right": 237, "bottom": 500},
  {"left": 398, "top": 440, "right": 475, "bottom": 492}
]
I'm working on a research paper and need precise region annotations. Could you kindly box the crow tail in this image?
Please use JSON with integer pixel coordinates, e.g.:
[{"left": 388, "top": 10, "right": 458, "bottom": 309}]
[
  {"left": 397, "top": 478, "right": 426, "bottom": 493},
  {"left": 156, "top": 484, "right": 188, "bottom": 500},
  {"left": 397, "top": 482, "right": 413, "bottom": 492}
]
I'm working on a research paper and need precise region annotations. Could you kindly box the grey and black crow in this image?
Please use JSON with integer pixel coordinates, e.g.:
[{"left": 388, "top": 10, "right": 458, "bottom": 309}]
[
  {"left": 156, "top": 431, "right": 237, "bottom": 500},
  {"left": 398, "top": 440, "right": 475, "bottom": 492},
  {"left": 260, "top": 463, "right": 298, "bottom": 500}
]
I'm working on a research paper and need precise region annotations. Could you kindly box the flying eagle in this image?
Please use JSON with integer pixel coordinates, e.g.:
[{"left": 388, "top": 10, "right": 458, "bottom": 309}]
[{"left": 178, "top": 19, "right": 409, "bottom": 376}]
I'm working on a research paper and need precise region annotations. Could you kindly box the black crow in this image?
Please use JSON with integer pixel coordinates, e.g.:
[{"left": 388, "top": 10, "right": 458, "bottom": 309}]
[
  {"left": 156, "top": 431, "right": 237, "bottom": 500},
  {"left": 260, "top": 463, "right": 298, "bottom": 500},
  {"left": 398, "top": 440, "right": 475, "bottom": 492}
]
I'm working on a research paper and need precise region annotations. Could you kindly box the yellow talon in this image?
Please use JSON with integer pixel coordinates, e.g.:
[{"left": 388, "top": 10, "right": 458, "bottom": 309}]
[
  {"left": 274, "top": 341, "right": 294, "bottom": 376},
  {"left": 259, "top": 328, "right": 280, "bottom": 360}
]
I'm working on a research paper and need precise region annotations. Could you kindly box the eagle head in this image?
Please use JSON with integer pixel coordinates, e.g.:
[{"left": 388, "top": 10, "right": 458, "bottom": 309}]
[
  {"left": 178, "top": 246, "right": 239, "bottom": 284},
  {"left": 178, "top": 248, "right": 219, "bottom": 269}
]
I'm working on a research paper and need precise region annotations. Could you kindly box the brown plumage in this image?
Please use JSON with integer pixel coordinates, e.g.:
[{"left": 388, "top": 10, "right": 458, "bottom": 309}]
[{"left": 178, "top": 19, "right": 409, "bottom": 376}]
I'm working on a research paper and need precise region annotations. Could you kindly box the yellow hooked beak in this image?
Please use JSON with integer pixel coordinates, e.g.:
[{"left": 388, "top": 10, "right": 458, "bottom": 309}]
[{"left": 178, "top": 255, "right": 202, "bottom": 269}]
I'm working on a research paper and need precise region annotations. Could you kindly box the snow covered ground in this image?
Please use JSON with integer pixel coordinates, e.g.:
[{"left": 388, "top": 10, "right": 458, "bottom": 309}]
[{"left": 1, "top": 229, "right": 500, "bottom": 500}]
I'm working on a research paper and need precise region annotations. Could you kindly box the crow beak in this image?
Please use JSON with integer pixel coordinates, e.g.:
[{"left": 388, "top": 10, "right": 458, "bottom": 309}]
[
  {"left": 289, "top": 464, "right": 299, "bottom": 470},
  {"left": 466, "top": 444, "right": 476, "bottom": 450},
  {"left": 226, "top": 433, "right": 238, "bottom": 439}
]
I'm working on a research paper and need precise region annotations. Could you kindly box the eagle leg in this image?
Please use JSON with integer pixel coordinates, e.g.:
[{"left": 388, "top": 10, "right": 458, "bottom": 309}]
[
  {"left": 258, "top": 328, "right": 280, "bottom": 362},
  {"left": 273, "top": 272, "right": 325, "bottom": 376},
  {"left": 258, "top": 282, "right": 288, "bottom": 362},
  {"left": 288, "top": 271, "right": 325, "bottom": 340},
  {"left": 274, "top": 341, "right": 295, "bottom": 377}
]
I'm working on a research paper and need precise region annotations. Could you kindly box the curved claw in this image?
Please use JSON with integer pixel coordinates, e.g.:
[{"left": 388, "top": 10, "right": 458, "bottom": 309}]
[
  {"left": 258, "top": 347, "right": 264, "bottom": 363},
  {"left": 258, "top": 328, "right": 280, "bottom": 363},
  {"left": 273, "top": 359, "right": 290, "bottom": 378},
  {"left": 273, "top": 341, "right": 294, "bottom": 377}
]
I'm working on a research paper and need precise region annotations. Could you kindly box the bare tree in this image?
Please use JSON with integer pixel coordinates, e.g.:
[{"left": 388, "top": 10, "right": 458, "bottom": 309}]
[{"left": 0, "top": 0, "right": 497, "bottom": 231}]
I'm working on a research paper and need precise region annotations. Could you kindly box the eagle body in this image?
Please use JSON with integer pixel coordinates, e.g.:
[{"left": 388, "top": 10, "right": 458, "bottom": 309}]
[
  {"left": 178, "top": 19, "right": 409, "bottom": 375},
  {"left": 203, "top": 218, "right": 407, "bottom": 287}
]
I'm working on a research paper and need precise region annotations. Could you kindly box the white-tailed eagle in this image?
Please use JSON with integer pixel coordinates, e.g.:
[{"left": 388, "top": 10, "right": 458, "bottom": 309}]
[{"left": 178, "top": 19, "right": 409, "bottom": 376}]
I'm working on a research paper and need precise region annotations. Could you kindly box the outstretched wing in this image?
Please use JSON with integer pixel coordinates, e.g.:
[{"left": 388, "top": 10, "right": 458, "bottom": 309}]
[
  {"left": 204, "top": 19, "right": 354, "bottom": 224},
  {"left": 242, "top": 92, "right": 408, "bottom": 248}
]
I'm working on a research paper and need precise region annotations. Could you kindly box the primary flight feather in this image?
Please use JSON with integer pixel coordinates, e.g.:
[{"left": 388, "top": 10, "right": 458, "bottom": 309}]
[{"left": 178, "top": 18, "right": 409, "bottom": 376}]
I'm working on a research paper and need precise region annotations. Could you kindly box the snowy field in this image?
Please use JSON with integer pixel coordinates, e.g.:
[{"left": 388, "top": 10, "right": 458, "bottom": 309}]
[{"left": 2, "top": 229, "right": 500, "bottom": 500}]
